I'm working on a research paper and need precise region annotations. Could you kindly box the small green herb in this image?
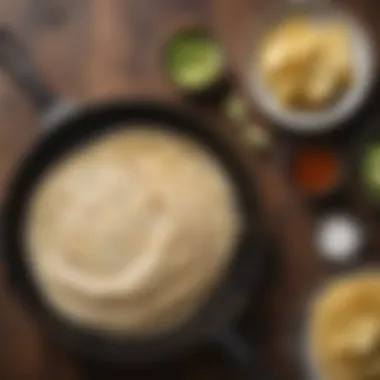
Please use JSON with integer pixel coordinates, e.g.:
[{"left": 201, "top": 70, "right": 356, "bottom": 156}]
[
  {"left": 225, "top": 94, "right": 248, "bottom": 124},
  {"left": 243, "top": 124, "right": 272, "bottom": 152}
]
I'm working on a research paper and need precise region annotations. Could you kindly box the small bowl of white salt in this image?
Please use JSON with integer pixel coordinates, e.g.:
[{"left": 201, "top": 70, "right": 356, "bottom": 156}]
[{"left": 314, "top": 211, "right": 367, "bottom": 265}]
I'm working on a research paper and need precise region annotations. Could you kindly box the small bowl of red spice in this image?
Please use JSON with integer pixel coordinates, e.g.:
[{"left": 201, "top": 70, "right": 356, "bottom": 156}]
[{"left": 289, "top": 145, "right": 344, "bottom": 200}]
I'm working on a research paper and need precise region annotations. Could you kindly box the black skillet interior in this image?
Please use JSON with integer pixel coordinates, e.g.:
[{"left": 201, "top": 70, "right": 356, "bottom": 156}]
[{"left": 1, "top": 100, "right": 267, "bottom": 365}]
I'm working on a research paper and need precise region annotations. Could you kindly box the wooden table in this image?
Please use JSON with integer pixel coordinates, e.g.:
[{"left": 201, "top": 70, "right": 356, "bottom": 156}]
[{"left": 0, "top": 1, "right": 378, "bottom": 379}]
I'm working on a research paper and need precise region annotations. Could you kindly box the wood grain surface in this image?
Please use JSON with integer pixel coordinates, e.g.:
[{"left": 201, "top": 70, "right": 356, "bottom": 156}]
[{"left": 0, "top": 1, "right": 377, "bottom": 379}]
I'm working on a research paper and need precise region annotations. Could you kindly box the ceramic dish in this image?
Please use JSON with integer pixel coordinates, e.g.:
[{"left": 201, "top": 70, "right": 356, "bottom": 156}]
[
  {"left": 247, "top": 2, "right": 376, "bottom": 134},
  {"left": 298, "top": 268, "right": 380, "bottom": 380}
]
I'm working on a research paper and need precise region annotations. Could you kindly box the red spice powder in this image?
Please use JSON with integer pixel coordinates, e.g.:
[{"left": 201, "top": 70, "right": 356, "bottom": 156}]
[{"left": 291, "top": 147, "right": 341, "bottom": 194}]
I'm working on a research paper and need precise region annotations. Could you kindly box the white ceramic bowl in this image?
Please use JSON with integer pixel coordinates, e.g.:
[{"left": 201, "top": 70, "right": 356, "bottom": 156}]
[
  {"left": 248, "top": 2, "right": 377, "bottom": 134},
  {"left": 297, "top": 267, "right": 380, "bottom": 380}
]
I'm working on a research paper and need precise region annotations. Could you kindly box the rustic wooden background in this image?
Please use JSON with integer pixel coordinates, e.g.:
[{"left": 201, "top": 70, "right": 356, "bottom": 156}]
[{"left": 0, "top": 0, "right": 377, "bottom": 379}]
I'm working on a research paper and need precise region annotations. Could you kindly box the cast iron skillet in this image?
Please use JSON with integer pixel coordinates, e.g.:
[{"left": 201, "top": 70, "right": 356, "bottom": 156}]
[{"left": 0, "top": 29, "right": 275, "bottom": 379}]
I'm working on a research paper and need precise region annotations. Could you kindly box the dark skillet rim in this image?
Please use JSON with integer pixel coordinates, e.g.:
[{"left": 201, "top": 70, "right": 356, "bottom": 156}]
[{"left": 1, "top": 100, "right": 265, "bottom": 364}]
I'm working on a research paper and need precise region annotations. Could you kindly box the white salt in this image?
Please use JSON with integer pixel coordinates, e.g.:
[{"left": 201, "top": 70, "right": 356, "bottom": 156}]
[{"left": 315, "top": 213, "right": 364, "bottom": 263}]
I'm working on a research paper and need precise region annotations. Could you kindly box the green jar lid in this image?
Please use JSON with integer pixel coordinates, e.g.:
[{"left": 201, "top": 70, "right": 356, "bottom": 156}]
[
  {"left": 362, "top": 143, "right": 380, "bottom": 201},
  {"left": 164, "top": 28, "right": 225, "bottom": 93}
]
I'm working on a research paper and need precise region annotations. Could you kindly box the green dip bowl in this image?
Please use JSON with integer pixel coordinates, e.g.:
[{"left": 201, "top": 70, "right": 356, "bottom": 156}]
[
  {"left": 164, "top": 27, "right": 229, "bottom": 101},
  {"left": 361, "top": 143, "right": 380, "bottom": 202}
]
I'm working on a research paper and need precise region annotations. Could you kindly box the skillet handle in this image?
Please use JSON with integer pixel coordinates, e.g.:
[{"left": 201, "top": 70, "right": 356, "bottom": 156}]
[
  {"left": 0, "top": 28, "right": 55, "bottom": 111},
  {"left": 216, "top": 328, "right": 277, "bottom": 380}
]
